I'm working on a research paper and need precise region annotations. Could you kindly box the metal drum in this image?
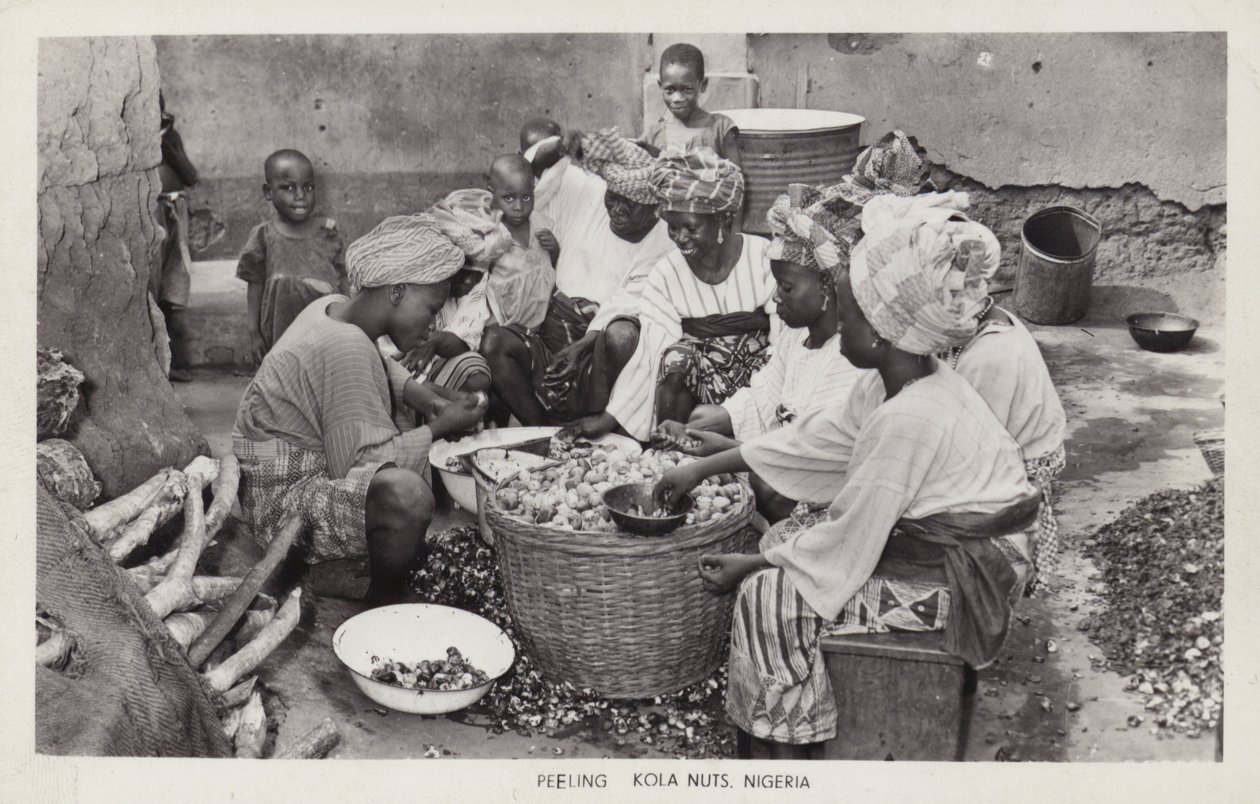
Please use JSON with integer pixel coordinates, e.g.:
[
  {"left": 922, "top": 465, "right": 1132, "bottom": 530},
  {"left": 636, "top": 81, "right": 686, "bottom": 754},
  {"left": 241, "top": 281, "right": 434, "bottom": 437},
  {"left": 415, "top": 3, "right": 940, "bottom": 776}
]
[{"left": 723, "top": 109, "right": 865, "bottom": 235}]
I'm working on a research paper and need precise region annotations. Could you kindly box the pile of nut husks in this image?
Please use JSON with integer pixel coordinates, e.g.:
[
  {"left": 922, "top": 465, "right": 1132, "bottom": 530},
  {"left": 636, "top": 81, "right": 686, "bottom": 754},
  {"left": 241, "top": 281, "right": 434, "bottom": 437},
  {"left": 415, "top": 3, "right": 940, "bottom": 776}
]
[
  {"left": 411, "top": 526, "right": 735, "bottom": 757},
  {"left": 1079, "top": 478, "right": 1224, "bottom": 737}
]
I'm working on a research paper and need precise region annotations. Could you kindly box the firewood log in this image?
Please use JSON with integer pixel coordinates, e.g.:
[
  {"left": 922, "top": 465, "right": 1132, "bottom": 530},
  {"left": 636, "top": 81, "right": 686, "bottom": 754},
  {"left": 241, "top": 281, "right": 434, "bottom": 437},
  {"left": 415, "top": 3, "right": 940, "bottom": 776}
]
[
  {"left": 106, "top": 472, "right": 188, "bottom": 562},
  {"left": 204, "top": 454, "right": 241, "bottom": 538},
  {"left": 234, "top": 692, "right": 268, "bottom": 759},
  {"left": 145, "top": 472, "right": 210, "bottom": 620},
  {"left": 214, "top": 677, "right": 258, "bottom": 715},
  {"left": 276, "top": 718, "right": 341, "bottom": 760},
  {"left": 202, "top": 588, "right": 301, "bottom": 694},
  {"left": 187, "top": 515, "right": 302, "bottom": 668}
]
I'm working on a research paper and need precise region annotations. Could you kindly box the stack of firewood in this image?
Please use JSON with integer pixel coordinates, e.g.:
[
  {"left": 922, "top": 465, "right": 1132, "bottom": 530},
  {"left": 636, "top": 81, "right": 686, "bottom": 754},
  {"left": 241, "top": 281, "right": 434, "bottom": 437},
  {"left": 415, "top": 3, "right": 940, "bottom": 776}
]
[
  {"left": 41, "top": 453, "right": 338, "bottom": 757},
  {"left": 36, "top": 348, "right": 340, "bottom": 758}
]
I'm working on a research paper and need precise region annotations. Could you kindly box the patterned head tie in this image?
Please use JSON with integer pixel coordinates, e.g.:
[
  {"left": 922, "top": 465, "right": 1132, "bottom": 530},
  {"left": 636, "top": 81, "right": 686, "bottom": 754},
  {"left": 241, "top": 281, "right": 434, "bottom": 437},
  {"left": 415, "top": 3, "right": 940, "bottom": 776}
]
[
  {"left": 765, "top": 183, "right": 866, "bottom": 282},
  {"left": 578, "top": 128, "right": 658, "bottom": 205},
  {"left": 428, "top": 189, "right": 514, "bottom": 272},
  {"left": 837, "top": 129, "right": 936, "bottom": 202},
  {"left": 346, "top": 214, "right": 468, "bottom": 293},
  {"left": 649, "top": 145, "right": 744, "bottom": 215},
  {"left": 848, "top": 192, "right": 1002, "bottom": 355}
]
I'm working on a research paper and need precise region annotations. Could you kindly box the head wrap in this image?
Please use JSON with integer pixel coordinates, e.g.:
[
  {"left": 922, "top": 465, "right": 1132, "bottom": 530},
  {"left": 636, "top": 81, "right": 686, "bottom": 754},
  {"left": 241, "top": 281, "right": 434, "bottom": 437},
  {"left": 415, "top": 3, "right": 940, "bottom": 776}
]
[
  {"left": 428, "top": 189, "right": 514, "bottom": 271},
  {"left": 848, "top": 192, "right": 1002, "bottom": 355},
  {"left": 577, "top": 128, "right": 658, "bottom": 205},
  {"left": 842, "top": 129, "right": 935, "bottom": 201},
  {"left": 765, "top": 183, "right": 865, "bottom": 281},
  {"left": 346, "top": 214, "right": 467, "bottom": 293},
  {"left": 649, "top": 145, "right": 744, "bottom": 215}
]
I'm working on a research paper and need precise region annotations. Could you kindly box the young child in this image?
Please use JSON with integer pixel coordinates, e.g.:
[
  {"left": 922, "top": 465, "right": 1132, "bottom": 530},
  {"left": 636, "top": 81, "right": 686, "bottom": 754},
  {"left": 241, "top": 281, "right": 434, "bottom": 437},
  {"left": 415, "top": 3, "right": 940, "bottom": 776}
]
[
  {"left": 383, "top": 258, "right": 497, "bottom": 396},
  {"left": 236, "top": 149, "right": 347, "bottom": 366},
  {"left": 484, "top": 154, "right": 558, "bottom": 329},
  {"left": 640, "top": 43, "right": 741, "bottom": 166}
]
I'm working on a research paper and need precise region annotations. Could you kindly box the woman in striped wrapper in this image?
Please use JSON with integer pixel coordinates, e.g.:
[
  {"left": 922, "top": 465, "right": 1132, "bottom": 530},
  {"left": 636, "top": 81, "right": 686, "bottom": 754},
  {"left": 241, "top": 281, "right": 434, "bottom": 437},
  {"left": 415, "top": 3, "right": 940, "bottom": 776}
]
[
  {"left": 563, "top": 145, "right": 780, "bottom": 443},
  {"left": 655, "top": 195, "right": 1044, "bottom": 758}
]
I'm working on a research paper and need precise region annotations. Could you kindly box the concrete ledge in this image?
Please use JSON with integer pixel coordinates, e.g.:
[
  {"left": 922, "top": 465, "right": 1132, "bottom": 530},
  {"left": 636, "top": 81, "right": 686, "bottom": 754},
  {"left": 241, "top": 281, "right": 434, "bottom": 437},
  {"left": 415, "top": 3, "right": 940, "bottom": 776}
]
[{"left": 183, "top": 260, "right": 253, "bottom": 368}]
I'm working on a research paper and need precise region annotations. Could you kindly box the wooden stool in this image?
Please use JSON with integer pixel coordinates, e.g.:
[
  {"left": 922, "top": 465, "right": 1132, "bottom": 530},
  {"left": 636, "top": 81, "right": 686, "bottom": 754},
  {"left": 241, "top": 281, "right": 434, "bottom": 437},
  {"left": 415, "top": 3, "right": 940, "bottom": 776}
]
[{"left": 818, "top": 630, "right": 967, "bottom": 761}]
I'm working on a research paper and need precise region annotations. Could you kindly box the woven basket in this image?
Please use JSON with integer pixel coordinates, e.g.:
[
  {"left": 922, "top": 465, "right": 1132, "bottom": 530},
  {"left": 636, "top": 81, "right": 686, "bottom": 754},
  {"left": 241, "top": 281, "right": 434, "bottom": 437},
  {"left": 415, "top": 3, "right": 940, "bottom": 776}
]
[
  {"left": 485, "top": 470, "right": 756, "bottom": 698},
  {"left": 1193, "top": 428, "right": 1224, "bottom": 478}
]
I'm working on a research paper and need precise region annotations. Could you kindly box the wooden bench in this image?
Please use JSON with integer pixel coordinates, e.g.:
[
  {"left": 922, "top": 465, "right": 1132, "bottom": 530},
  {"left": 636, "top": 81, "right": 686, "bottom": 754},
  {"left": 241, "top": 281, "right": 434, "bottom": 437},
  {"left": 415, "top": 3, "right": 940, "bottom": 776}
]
[{"left": 818, "top": 630, "right": 971, "bottom": 761}]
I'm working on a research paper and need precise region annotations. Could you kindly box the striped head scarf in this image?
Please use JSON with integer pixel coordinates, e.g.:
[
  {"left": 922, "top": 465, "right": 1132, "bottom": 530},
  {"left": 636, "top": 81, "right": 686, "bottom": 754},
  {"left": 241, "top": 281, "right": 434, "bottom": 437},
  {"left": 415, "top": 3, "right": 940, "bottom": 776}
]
[
  {"left": 578, "top": 128, "right": 658, "bottom": 205},
  {"left": 649, "top": 145, "right": 744, "bottom": 215},
  {"left": 346, "top": 214, "right": 467, "bottom": 293},
  {"left": 765, "top": 183, "right": 865, "bottom": 281},
  {"left": 849, "top": 192, "right": 1001, "bottom": 355},
  {"left": 428, "top": 189, "right": 514, "bottom": 271}
]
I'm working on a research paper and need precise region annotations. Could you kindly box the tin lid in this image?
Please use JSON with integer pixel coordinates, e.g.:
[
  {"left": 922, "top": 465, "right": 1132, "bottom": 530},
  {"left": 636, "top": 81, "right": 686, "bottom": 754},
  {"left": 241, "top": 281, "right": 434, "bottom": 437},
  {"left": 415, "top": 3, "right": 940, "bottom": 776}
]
[{"left": 721, "top": 108, "right": 865, "bottom": 133}]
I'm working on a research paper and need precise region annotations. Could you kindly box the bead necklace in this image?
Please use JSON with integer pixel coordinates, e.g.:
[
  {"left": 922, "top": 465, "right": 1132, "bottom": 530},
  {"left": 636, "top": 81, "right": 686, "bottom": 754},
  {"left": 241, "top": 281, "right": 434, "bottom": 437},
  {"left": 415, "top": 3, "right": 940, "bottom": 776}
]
[{"left": 947, "top": 295, "right": 995, "bottom": 369}]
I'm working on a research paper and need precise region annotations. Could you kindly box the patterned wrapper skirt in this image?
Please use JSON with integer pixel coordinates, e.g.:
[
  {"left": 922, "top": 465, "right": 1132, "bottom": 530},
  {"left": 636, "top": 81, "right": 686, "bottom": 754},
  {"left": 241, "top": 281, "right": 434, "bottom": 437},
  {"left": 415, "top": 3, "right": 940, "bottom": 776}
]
[
  {"left": 660, "top": 316, "right": 771, "bottom": 407},
  {"left": 726, "top": 508, "right": 1032, "bottom": 745},
  {"left": 1024, "top": 443, "right": 1066, "bottom": 595},
  {"left": 234, "top": 433, "right": 383, "bottom": 563}
]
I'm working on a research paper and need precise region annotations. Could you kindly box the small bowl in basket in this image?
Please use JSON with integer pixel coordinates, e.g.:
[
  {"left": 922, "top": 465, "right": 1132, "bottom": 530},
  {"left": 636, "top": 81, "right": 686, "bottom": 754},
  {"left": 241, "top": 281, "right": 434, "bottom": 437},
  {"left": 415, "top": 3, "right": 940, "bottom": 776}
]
[
  {"left": 1125, "top": 312, "right": 1199, "bottom": 353},
  {"left": 601, "top": 483, "right": 695, "bottom": 536}
]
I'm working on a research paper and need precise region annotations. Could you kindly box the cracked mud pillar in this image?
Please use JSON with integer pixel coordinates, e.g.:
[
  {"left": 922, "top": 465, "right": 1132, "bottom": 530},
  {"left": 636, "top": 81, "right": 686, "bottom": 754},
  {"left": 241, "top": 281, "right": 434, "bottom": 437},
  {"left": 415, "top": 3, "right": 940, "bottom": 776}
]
[{"left": 38, "top": 36, "right": 207, "bottom": 499}]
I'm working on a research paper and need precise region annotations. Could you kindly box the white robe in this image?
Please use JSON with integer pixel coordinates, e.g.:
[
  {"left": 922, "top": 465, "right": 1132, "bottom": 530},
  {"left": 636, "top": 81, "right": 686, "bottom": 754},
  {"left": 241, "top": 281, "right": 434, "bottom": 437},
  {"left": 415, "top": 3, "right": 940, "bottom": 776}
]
[
  {"left": 742, "top": 366, "right": 1037, "bottom": 621},
  {"left": 606, "top": 234, "right": 779, "bottom": 440},
  {"left": 532, "top": 158, "right": 676, "bottom": 331}
]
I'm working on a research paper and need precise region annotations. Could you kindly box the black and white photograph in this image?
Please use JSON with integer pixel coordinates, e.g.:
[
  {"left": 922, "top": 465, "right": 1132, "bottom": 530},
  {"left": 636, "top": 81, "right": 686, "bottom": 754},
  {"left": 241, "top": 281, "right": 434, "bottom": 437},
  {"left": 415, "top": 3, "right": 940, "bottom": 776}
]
[{"left": 3, "top": 2, "right": 1256, "bottom": 801}]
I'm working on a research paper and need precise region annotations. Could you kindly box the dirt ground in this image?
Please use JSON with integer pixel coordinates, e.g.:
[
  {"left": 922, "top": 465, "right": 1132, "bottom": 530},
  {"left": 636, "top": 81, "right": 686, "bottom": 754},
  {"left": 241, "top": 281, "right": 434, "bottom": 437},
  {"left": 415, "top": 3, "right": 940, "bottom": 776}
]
[{"left": 174, "top": 300, "right": 1224, "bottom": 762}]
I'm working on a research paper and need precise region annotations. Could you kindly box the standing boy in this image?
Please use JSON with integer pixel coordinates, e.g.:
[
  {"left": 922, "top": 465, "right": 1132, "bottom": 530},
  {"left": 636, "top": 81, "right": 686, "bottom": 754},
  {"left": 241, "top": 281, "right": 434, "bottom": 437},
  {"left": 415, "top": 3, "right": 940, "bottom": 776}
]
[{"left": 236, "top": 149, "right": 348, "bottom": 366}]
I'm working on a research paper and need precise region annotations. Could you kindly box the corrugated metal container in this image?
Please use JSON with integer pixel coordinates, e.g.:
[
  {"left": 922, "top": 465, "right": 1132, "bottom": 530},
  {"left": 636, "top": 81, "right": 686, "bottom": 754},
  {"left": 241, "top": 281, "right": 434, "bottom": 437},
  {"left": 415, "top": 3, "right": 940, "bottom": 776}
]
[{"left": 722, "top": 109, "right": 865, "bottom": 235}]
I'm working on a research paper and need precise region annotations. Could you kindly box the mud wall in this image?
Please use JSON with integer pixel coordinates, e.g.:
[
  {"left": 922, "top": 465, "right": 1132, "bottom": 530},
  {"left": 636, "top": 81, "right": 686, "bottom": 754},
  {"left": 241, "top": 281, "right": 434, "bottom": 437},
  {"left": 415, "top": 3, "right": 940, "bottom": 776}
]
[
  {"left": 750, "top": 33, "right": 1226, "bottom": 318},
  {"left": 154, "top": 34, "right": 653, "bottom": 260}
]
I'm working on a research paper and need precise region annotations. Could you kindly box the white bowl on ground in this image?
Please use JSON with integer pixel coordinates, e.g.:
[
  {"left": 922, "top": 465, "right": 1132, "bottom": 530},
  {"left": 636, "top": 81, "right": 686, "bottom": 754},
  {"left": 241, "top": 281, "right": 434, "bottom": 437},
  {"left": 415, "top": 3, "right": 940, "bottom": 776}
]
[
  {"left": 331, "top": 603, "right": 515, "bottom": 715},
  {"left": 430, "top": 427, "right": 642, "bottom": 511}
]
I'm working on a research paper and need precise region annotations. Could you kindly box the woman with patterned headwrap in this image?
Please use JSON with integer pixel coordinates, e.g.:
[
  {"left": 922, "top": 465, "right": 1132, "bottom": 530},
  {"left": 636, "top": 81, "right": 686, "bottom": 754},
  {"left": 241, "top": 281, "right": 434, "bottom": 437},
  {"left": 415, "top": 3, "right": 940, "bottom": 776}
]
[
  {"left": 895, "top": 201, "right": 1067, "bottom": 595},
  {"left": 233, "top": 214, "right": 489, "bottom": 603},
  {"left": 489, "top": 124, "right": 676, "bottom": 425},
  {"left": 651, "top": 183, "right": 865, "bottom": 523},
  {"left": 654, "top": 199, "right": 1042, "bottom": 757},
  {"left": 564, "top": 145, "right": 779, "bottom": 442}
]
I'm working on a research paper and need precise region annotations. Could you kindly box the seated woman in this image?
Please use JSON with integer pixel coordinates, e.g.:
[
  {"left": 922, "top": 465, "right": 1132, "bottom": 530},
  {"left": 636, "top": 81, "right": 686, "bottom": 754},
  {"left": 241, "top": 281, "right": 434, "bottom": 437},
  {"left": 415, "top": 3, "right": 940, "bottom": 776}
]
[
  {"left": 233, "top": 215, "right": 488, "bottom": 603},
  {"left": 567, "top": 146, "right": 778, "bottom": 441},
  {"left": 653, "top": 183, "right": 865, "bottom": 522},
  {"left": 481, "top": 124, "right": 675, "bottom": 426},
  {"left": 655, "top": 203, "right": 1042, "bottom": 758},
  {"left": 860, "top": 191, "right": 1068, "bottom": 593}
]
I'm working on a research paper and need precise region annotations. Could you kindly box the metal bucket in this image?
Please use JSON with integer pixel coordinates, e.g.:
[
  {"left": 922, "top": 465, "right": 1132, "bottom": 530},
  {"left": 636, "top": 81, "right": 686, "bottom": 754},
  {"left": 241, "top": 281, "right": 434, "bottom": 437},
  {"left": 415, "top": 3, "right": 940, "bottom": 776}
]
[
  {"left": 1014, "top": 206, "right": 1103, "bottom": 325},
  {"left": 723, "top": 109, "right": 865, "bottom": 236}
]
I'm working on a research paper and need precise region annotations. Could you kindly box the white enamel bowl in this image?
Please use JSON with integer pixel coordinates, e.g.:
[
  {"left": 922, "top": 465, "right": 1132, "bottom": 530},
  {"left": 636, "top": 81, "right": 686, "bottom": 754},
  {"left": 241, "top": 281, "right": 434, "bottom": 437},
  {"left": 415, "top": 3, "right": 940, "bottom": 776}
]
[
  {"left": 430, "top": 427, "right": 642, "bottom": 511},
  {"left": 331, "top": 604, "right": 515, "bottom": 715}
]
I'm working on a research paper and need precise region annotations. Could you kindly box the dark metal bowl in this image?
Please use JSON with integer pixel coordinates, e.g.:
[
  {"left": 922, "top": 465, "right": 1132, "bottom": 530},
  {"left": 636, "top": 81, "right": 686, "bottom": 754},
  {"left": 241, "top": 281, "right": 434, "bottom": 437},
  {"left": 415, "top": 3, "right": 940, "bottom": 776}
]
[
  {"left": 601, "top": 483, "right": 694, "bottom": 537},
  {"left": 1125, "top": 312, "right": 1199, "bottom": 353}
]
